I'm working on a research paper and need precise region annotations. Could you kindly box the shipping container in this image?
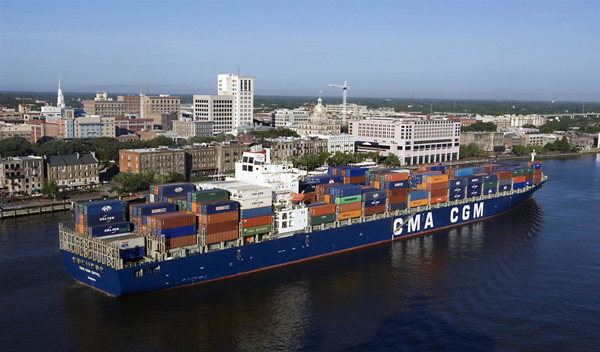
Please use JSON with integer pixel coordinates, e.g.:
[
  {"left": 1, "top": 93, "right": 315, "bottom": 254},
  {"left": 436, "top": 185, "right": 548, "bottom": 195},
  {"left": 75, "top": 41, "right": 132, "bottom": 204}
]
[
  {"left": 332, "top": 195, "right": 362, "bottom": 205},
  {"left": 308, "top": 204, "right": 336, "bottom": 217},
  {"left": 343, "top": 176, "right": 366, "bottom": 185},
  {"left": 410, "top": 199, "right": 429, "bottom": 207},
  {"left": 88, "top": 221, "right": 130, "bottom": 238},
  {"left": 422, "top": 174, "right": 448, "bottom": 184},
  {"left": 409, "top": 190, "right": 428, "bottom": 200},
  {"left": 483, "top": 187, "right": 497, "bottom": 195},
  {"left": 315, "top": 183, "right": 343, "bottom": 195},
  {"left": 379, "top": 180, "right": 409, "bottom": 190},
  {"left": 512, "top": 182, "right": 526, "bottom": 189},
  {"left": 241, "top": 215, "right": 272, "bottom": 228},
  {"left": 430, "top": 188, "right": 447, "bottom": 198},
  {"left": 448, "top": 179, "right": 466, "bottom": 187},
  {"left": 80, "top": 211, "right": 126, "bottom": 226},
  {"left": 467, "top": 189, "right": 482, "bottom": 197},
  {"left": 363, "top": 204, "right": 386, "bottom": 216},
  {"left": 450, "top": 168, "right": 474, "bottom": 177},
  {"left": 242, "top": 224, "right": 272, "bottom": 236},
  {"left": 155, "top": 225, "right": 197, "bottom": 238},
  {"left": 306, "top": 175, "right": 344, "bottom": 184},
  {"left": 205, "top": 230, "right": 238, "bottom": 245},
  {"left": 329, "top": 184, "right": 362, "bottom": 197},
  {"left": 166, "top": 234, "right": 197, "bottom": 249},
  {"left": 430, "top": 196, "right": 447, "bottom": 204},
  {"left": 362, "top": 190, "right": 387, "bottom": 202},
  {"left": 227, "top": 185, "right": 272, "bottom": 200},
  {"left": 468, "top": 183, "right": 482, "bottom": 191},
  {"left": 202, "top": 220, "right": 239, "bottom": 234},
  {"left": 388, "top": 202, "right": 407, "bottom": 212},
  {"left": 187, "top": 189, "right": 229, "bottom": 203},
  {"left": 240, "top": 206, "right": 273, "bottom": 219},
  {"left": 200, "top": 200, "right": 240, "bottom": 215},
  {"left": 363, "top": 198, "right": 385, "bottom": 208},
  {"left": 338, "top": 209, "right": 362, "bottom": 221},
  {"left": 426, "top": 182, "right": 448, "bottom": 191},
  {"left": 198, "top": 211, "right": 239, "bottom": 225},
  {"left": 336, "top": 202, "right": 362, "bottom": 213},
  {"left": 131, "top": 202, "right": 177, "bottom": 217},
  {"left": 499, "top": 184, "right": 511, "bottom": 192},
  {"left": 449, "top": 192, "right": 465, "bottom": 201},
  {"left": 77, "top": 199, "right": 126, "bottom": 215},
  {"left": 154, "top": 183, "right": 195, "bottom": 197},
  {"left": 498, "top": 178, "right": 513, "bottom": 186},
  {"left": 342, "top": 167, "right": 368, "bottom": 177},
  {"left": 483, "top": 174, "right": 498, "bottom": 182},
  {"left": 483, "top": 181, "right": 498, "bottom": 189},
  {"left": 512, "top": 175, "right": 526, "bottom": 184},
  {"left": 119, "top": 247, "right": 146, "bottom": 261},
  {"left": 310, "top": 213, "right": 336, "bottom": 226},
  {"left": 238, "top": 197, "right": 272, "bottom": 209},
  {"left": 147, "top": 212, "right": 196, "bottom": 230}
]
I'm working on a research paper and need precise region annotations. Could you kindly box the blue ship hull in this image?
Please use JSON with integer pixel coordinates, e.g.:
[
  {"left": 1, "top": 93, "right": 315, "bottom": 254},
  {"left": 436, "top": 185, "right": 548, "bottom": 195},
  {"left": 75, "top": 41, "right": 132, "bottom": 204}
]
[{"left": 61, "top": 182, "right": 543, "bottom": 296}]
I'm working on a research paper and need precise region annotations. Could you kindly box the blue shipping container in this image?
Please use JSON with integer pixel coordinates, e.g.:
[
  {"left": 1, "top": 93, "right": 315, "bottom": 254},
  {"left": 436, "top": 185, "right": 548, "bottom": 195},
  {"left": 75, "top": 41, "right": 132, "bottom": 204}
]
[
  {"left": 483, "top": 187, "right": 497, "bottom": 195},
  {"left": 449, "top": 187, "right": 465, "bottom": 195},
  {"left": 345, "top": 168, "right": 368, "bottom": 177},
  {"left": 201, "top": 200, "right": 239, "bottom": 215},
  {"left": 513, "top": 182, "right": 526, "bottom": 189},
  {"left": 155, "top": 225, "right": 197, "bottom": 238},
  {"left": 389, "top": 202, "right": 407, "bottom": 212},
  {"left": 499, "top": 184, "right": 511, "bottom": 192},
  {"left": 409, "top": 190, "right": 428, "bottom": 200},
  {"left": 483, "top": 174, "right": 498, "bottom": 182},
  {"left": 120, "top": 247, "right": 146, "bottom": 261},
  {"left": 81, "top": 211, "right": 126, "bottom": 226},
  {"left": 364, "top": 199, "right": 385, "bottom": 208},
  {"left": 472, "top": 167, "right": 485, "bottom": 174},
  {"left": 88, "top": 222, "right": 130, "bottom": 237},
  {"left": 467, "top": 189, "right": 482, "bottom": 197},
  {"left": 132, "top": 202, "right": 177, "bottom": 217},
  {"left": 449, "top": 192, "right": 465, "bottom": 201},
  {"left": 380, "top": 180, "right": 409, "bottom": 190},
  {"left": 427, "top": 165, "right": 446, "bottom": 173},
  {"left": 240, "top": 206, "right": 272, "bottom": 219},
  {"left": 448, "top": 179, "right": 466, "bottom": 187},
  {"left": 79, "top": 200, "right": 125, "bottom": 215},
  {"left": 362, "top": 190, "right": 387, "bottom": 202},
  {"left": 306, "top": 175, "right": 343, "bottom": 184},
  {"left": 468, "top": 183, "right": 482, "bottom": 191},
  {"left": 525, "top": 180, "right": 533, "bottom": 186},
  {"left": 329, "top": 185, "right": 362, "bottom": 197}
]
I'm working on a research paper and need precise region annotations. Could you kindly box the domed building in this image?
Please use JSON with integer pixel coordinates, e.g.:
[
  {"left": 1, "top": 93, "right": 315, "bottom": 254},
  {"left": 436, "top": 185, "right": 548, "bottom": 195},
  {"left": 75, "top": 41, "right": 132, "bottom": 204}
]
[{"left": 297, "top": 94, "right": 341, "bottom": 136}]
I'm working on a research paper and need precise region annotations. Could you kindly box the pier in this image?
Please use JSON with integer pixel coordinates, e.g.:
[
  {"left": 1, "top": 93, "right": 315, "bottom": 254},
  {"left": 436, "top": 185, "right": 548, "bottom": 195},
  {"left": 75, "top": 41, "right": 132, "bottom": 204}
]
[{"left": 0, "top": 200, "right": 73, "bottom": 219}]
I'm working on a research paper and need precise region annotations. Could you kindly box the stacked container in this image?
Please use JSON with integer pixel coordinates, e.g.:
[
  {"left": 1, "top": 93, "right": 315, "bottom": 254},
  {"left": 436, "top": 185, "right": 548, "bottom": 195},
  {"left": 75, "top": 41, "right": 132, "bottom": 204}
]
[
  {"left": 361, "top": 187, "right": 386, "bottom": 215},
  {"left": 409, "top": 190, "right": 429, "bottom": 208},
  {"left": 145, "top": 212, "right": 197, "bottom": 249},
  {"left": 340, "top": 167, "right": 368, "bottom": 185},
  {"left": 465, "top": 175, "right": 483, "bottom": 197},
  {"left": 422, "top": 174, "right": 448, "bottom": 204},
  {"left": 187, "top": 189, "right": 229, "bottom": 213},
  {"left": 151, "top": 183, "right": 196, "bottom": 203},
  {"left": 307, "top": 203, "right": 337, "bottom": 225},
  {"left": 197, "top": 200, "right": 240, "bottom": 244},
  {"left": 100, "top": 233, "right": 146, "bottom": 261},
  {"left": 482, "top": 174, "right": 498, "bottom": 195},
  {"left": 315, "top": 183, "right": 342, "bottom": 203},
  {"left": 492, "top": 171, "right": 513, "bottom": 192},
  {"left": 74, "top": 199, "right": 129, "bottom": 237},
  {"left": 529, "top": 161, "right": 543, "bottom": 184},
  {"left": 227, "top": 185, "right": 272, "bottom": 239},
  {"left": 129, "top": 202, "right": 178, "bottom": 231},
  {"left": 448, "top": 178, "right": 466, "bottom": 201},
  {"left": 328, "top": 184, "right": 362, "bottom": 220}
]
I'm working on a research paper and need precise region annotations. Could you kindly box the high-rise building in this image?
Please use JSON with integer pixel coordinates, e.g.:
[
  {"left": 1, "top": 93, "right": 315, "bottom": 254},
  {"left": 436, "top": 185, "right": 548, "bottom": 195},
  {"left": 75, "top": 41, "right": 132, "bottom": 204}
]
[
  {"left": 193, "top": 95, "right": 234, "bottom": 134},
  {"left": 0, "top": 156, "right": 44, "bottom": 197},
  {"left": 117, "top": 95, "right": 141, "bottom": 115},
  {"left": 217, "top": 73, "right": 254, "bottom": 128},
  {"left": 139, "top": 92, "right": 181, "bottom": 126}
]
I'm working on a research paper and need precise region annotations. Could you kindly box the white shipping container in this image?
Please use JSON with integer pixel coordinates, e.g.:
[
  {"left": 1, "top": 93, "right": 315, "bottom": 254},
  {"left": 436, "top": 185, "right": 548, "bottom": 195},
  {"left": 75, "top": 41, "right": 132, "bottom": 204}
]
[
  {"left": 101, "top": 233, "right": 145, "bottom": 249},
  {"left": 228, "top": 185, "right": 272, "bottom": 200},
  {"left": 275, "top": 208, "right": 308, "bottom": 235},
  {"left": 238, "top": 196, "right": 272, "bottom": 209}
]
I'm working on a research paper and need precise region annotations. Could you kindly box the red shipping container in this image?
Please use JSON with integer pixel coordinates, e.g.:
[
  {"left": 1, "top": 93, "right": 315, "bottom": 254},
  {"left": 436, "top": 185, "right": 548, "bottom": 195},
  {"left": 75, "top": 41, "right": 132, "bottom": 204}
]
[
  {"left": 388, "top": 194, "right": 408, "bottom": 204},
  {"left": 202, "top": 220, "right": 239, "bottom": 234},
  {"left": 524, "top": 174, "right": 533, "bottom": 181},
  {"left": 363, "top": 205, "right": 386, "bottom": 216},
  {"left": 198, "top": 211, "right": 239, "bottom": 225},
  {"left": 492, "top": 171, "right": 513, "bottom": 180},
  {"left": 241, "top": 215, "right": 272, "bottom": 228},
  {"left": 308, "top": 204, "right": 336, "bottom": 216},
  {"left": 344, "top": 176, "right": 366, "bottom": 184},
  {"left": 315, "top": 183, "right": 342, "bottom": 195},
  {"left": 430, "top": 188, "right": 447, "bottom": 198},
  {"left": 426, "top": 182, "right": 448, "bottom": 191},
  {"left": 533, "top": 175, "right": 542, "bottom": 184},
  {"left": 385, "top": 188, "right": 409, "bottom": 198},
  {"left": 166, "top": 234, "right": 197, "bottom": 249},
  {"left": 148, "top": 212, "right": 196, "bottom": 230},
  {"left": 534, "top": 169, "right": 542, "bottom": 176},
  {"left": 336, "top": 202, "right": 361, "bottom": 213},
  {"left": 205, "top": 230, "right": 238, "bottom": 245}
]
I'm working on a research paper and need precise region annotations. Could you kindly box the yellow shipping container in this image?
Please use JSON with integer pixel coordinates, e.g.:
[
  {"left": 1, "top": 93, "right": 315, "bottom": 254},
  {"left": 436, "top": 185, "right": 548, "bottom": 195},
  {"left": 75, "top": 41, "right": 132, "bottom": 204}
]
[
  {"left": 410, "top": 199, "right": 429, "bottom": 207},
  {"left": 337, "top": 209, "right": 362, "bottom": 221},
  {"left": 427, "top": 174, "right": 448, "bottom": 183}
]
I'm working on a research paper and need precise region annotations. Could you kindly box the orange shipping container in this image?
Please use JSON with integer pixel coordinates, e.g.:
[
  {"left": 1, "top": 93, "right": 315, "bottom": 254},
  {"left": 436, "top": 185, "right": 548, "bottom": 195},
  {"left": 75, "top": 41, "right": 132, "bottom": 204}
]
[
  {"left": 338, "top": 209, "right": 362, "bottom": 221},
  {"left": 386, "top": 188, "right": 409, "bottom": 197},
  {"left": 241, "top": 215, "right": 272, "bottom": 228},
  {"left": 426, "top": 174, "right": 448, "bottom": 183},
  {"left": 336, "top": 202, "right": 361, "bottom": 213},
  {"left": 513, "top": 175, "right": 526, "bottom": 183},
  {"left": 525, "top": 174, "right": 533, "bottom": 181},
  {"left": 534, "top": 169, "right": 542, "bottom": 176},
  {"left": 324, "top": 195, "right": 331, "bottom": 204},
  {"left": 205, "top": 230, "right": 238, "bottom": 245},
  {"left": 303, "top": 192, "right": 316, "bottom": 204},
  {"left": 363, "top": 205, "right": 386, "bottom": 216},
  {"left": 308, "top": 204, "right": 336, "bottom": 217},
  {"left": 410, "top": 199, "right": 429, "bottom": 207},
  {"left": 430, "top": 196, "right": 448, "bottom": 204},
  {"left": 198, "top": 211, "right": 239, "bottom": 225},
  {"left": 383, "top": 172, "right": 410, "bottom": 182},
  {"left": 148, "top": 212, "right": 196, "bottom": 230},
  {"left": 344, "top": 176, "right": 366, "bottom": 184},
  {"left": 388, "top": 194, "right": 408, "bottom": 204}
]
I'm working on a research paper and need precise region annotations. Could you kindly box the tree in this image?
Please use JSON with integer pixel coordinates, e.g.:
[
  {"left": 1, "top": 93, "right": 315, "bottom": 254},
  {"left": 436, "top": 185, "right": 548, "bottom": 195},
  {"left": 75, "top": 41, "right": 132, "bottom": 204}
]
[
  {"left": 41, "top": 179, "right": 57, "bottom": 196},
  {"left": 0, "top": 137, "right": 34, "bottom": 157},
  {"left": 538, "top": 125, "right": 554, "bottom": 133},
  {"left": 383, "top": 153, "right": 401, "bottom": 166},
  {"left": 460, "top": 143, "right": 486, "bottom": 158},
  {"left": 462, "top": 122, "right": 497, "bottom": 132},
  {"left": 512, "top": 145, "right": 529, "bottom": 156}
]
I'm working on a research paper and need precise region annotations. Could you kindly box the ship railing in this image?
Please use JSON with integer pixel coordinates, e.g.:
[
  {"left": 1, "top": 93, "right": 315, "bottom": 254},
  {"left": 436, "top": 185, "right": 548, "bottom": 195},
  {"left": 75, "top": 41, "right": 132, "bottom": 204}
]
[{"left": 58, "top": 223, "right": 123, "bottom": 270}]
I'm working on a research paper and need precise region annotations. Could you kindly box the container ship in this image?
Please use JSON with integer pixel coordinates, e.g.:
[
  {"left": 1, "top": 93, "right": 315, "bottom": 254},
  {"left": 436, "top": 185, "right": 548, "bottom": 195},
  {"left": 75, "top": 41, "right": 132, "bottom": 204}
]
[{"left": 60, "top": 148, "right": 546, "bottom": 296}]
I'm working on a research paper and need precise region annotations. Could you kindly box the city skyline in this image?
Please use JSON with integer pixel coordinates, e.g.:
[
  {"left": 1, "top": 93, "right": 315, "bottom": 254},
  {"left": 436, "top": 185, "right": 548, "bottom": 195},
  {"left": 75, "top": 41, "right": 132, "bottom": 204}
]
[{"left": 1, "top": 0, "right": 599, "bottom": 102}]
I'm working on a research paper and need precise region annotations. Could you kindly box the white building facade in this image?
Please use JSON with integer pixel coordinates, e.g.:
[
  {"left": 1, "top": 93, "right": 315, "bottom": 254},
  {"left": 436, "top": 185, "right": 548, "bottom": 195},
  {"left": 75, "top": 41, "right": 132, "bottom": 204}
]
[
  {"left": 273, "top": 109, "right": 310, "bottom": 128},
  {"left": 192, "top": 95, "right": 234, "bottom": 134},
  {"left": 218, "top": 73, "right": 254, "bottom": 128},
  {"left": 350, "top": 117, "right": 461, "bottom": 165},
  {"left": 313, "top": 134, "right": 355, "bottom": 154}
]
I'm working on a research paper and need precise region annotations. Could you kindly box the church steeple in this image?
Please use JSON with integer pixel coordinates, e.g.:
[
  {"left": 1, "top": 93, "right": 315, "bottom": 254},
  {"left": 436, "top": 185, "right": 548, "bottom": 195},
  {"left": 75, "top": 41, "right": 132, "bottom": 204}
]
[{"left": 57, "top": 76, "right": 65, "bottom": 109}]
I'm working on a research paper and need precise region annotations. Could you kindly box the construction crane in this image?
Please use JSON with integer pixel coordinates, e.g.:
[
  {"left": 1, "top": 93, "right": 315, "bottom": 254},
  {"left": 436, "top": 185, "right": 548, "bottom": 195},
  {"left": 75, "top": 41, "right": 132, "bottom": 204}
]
[
  {"left": 329, "top": 80, "right": 350, "bottom": 126},
  {"left": 401, "top": 95, "right": 414, "bottom": 113}
]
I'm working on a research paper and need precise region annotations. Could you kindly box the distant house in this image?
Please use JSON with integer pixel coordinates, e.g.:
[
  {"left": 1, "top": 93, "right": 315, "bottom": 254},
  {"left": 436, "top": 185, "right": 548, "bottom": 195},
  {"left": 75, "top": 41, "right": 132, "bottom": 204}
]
[{"left": 45, "top": 153, "right": 99, "bottom": 189}]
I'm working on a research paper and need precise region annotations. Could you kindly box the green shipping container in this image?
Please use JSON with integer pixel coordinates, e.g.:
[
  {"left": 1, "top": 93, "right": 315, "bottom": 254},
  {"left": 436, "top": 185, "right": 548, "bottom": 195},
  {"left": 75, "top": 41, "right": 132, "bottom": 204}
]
[
  {"left": 242, "top": 224, "right": 271, "bottom": 237},
  {"left": 189, "top": 189, "right": 229, "bottom": 203},
  {"left": 333, "top": 195, "right": 362, "bottom": 205},
  {"left": 523, "top": 168, "right": 534, "bottom": 175},
  {"left": 511, "top": 169, "right": 524, "bottom": 176},
  {"left": 311, "top": 213, "right": 336, "bottom": 225},
  {"left": 483, "top": 181, "right": 497, "bottom": 189}
]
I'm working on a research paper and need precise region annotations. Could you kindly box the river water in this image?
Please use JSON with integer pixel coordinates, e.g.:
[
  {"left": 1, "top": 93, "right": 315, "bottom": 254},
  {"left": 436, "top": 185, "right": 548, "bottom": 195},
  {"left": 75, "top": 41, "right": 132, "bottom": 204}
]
[{"left": 1, "top": 155, "right": 599, "bottom": 351}]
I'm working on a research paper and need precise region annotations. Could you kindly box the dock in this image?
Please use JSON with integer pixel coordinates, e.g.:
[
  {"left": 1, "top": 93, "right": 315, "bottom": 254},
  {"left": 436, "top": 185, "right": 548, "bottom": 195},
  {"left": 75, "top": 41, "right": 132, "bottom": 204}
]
[{"left": 0, "top": 200, "right": 74, "bottom": 219}]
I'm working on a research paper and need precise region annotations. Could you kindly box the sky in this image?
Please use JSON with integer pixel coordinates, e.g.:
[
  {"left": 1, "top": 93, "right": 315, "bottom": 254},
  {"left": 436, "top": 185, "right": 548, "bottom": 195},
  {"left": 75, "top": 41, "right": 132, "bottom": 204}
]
[{"left": 1, "top": 0, "right": 599, "bottom": 101}]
